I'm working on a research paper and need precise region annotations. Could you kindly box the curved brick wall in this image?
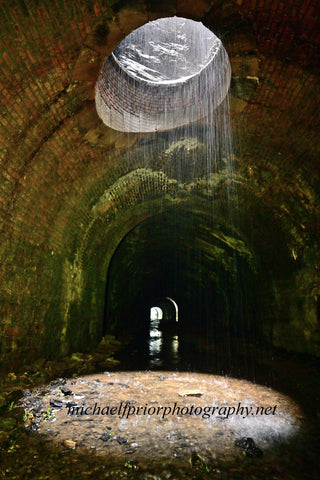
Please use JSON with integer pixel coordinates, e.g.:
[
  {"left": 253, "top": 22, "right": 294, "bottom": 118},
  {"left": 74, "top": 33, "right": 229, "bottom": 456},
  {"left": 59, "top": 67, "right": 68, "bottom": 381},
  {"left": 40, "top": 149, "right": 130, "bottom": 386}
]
[{"left": 0, "top": 0, "right": 319, "bottom": 370}]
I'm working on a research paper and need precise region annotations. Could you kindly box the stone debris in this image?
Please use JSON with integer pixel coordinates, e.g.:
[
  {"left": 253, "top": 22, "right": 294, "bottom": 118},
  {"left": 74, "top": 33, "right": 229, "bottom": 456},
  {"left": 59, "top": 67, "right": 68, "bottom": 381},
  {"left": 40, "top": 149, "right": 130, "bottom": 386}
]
[
  {"left": 178, "top": 390, "right": 203, "bottom": 397},
  {"left": 234, "top": 437, "right": 263, "bottom": 457},
  {"left": 60, "top": 386, "right": 73, "bottom": 396},
  {"left": 116, "top": 437, "right": 128, "bottom": 445},
  {"left": 49, "top": 398, "right": 63, "bottom": 408},
  {"left": 63, "top": 439, "right": 77, "bottom": 449}
]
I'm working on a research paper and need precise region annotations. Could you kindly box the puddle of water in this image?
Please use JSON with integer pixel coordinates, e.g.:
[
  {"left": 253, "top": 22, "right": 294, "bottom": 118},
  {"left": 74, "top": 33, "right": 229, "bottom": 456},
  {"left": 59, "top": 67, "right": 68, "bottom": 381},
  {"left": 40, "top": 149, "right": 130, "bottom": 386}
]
[
  {"left": 20, "top": 371, "right": 303, "bottom": 469},
  {"left": 149, "top": 318, "right": 180, "bottom": 368}
]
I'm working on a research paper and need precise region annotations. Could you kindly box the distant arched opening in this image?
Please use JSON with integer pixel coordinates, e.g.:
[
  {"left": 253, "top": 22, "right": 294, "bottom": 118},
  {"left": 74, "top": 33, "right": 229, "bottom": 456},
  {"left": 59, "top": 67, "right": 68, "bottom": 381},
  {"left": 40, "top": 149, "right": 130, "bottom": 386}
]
[
  {"left": 150, "top": 297, "right": 178, "bottom": 328},
  {"left": 166, "top": 297, "right": 179, "bottom": 322},
  {"left": 150, "top": 306, "right": 163, "bottom": 321},
  {"left": 149, "top": 298, "right": 179, "bottom": 368}
]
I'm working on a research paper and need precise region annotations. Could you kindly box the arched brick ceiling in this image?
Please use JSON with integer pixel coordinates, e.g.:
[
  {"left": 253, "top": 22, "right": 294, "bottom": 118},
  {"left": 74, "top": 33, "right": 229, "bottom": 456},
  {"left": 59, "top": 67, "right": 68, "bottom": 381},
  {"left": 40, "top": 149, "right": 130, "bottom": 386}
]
[{"left": 0, "top": 0, "right": 319, "bottom": 368}]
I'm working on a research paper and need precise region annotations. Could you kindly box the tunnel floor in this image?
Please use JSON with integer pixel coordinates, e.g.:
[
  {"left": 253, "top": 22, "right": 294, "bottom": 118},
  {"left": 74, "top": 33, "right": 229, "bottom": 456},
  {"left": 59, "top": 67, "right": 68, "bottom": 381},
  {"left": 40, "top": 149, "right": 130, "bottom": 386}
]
[
  {"left": 1, "top": 336, "right": 320, "bottom": 479},
  {"left": 20, "top": 371, "right": 302, "bottom": 468}
]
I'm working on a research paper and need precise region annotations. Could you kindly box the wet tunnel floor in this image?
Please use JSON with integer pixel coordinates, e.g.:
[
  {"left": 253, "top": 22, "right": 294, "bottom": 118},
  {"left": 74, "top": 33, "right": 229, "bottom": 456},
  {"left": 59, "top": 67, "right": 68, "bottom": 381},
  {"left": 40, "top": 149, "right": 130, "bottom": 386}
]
[
  {"left": 1, "top": 336, "right": 320, "bottom": 480},
  {"left": 19, "top": 372, "right": 302, "bottom": 466}
]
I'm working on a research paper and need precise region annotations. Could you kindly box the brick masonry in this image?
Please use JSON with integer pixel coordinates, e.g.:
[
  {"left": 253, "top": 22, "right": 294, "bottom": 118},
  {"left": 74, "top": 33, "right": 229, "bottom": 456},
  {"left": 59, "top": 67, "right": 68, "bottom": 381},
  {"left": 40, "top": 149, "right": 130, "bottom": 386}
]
[{"left": 0, "top": 0, "right": 319, "bottom": 369}]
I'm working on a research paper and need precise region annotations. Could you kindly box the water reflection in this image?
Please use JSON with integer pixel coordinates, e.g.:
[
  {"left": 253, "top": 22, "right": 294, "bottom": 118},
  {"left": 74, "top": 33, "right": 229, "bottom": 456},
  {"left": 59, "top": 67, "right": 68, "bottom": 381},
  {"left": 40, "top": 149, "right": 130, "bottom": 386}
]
[
  {"left": 149, "top": 318, "right": 179, "bottom": 368},
  {"left": 149, "top": 318, "right": 162, "bottom": 367}
]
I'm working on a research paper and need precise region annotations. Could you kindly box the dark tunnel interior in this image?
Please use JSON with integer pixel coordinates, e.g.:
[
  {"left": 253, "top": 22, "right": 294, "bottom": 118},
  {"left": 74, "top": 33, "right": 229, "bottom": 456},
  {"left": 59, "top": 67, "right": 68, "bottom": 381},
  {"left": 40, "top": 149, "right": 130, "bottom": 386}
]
[{"left": 102, "top": 205, "right": 279, "bottom": 379}]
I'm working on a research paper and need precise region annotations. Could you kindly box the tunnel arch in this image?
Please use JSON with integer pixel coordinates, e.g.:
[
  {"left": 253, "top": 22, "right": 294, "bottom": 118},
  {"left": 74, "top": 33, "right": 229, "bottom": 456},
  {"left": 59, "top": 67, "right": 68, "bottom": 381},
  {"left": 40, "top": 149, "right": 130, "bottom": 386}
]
[
  {"left": 166, "top": 297, "right": 179, "bottom": 323},
  {"left": 101, "top": 199, "right": 268, "bottom": 345},
  {"left": 58, "top": 117, "right": 305, "bottom": 360},
  {"left": 150, "top": 306, "right": 163, "bottom": 321},
  {"left": 150, "top": 297, "right": 179, "bottom": 326},
  {"left": 0, "top": 0, "right": 319, "bottom": 371}
]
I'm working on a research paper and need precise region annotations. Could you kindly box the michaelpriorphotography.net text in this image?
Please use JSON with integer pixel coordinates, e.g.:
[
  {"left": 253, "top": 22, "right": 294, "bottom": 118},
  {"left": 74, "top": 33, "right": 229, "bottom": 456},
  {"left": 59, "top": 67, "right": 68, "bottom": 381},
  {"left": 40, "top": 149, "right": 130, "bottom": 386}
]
[{"left": 67, "top": 401, "right": 277, "bottom": 420}]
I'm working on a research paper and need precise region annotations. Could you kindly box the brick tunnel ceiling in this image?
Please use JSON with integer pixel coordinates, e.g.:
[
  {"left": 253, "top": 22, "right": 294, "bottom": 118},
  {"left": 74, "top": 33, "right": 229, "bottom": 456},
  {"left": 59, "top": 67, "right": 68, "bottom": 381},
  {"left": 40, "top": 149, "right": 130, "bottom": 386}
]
[{"left": 0, "top": 0, "right": 320, "bottom": 367}]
